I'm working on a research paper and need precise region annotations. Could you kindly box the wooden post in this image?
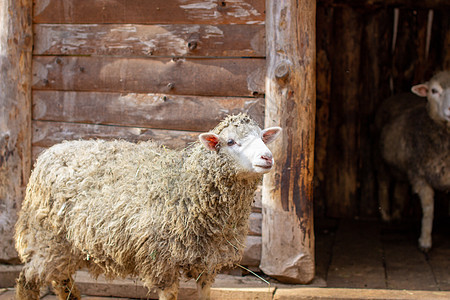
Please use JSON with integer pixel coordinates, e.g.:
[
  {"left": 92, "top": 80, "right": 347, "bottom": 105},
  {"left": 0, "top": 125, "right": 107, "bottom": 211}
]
[
  {"left": 0, "top": 0, "right": 33, "bottom": 262},
  {"left": 261, "top": 0, "right": 316, "bottom": 283},
  {"left": 324, "top": 7, "right": 361, "bottom": 218}
]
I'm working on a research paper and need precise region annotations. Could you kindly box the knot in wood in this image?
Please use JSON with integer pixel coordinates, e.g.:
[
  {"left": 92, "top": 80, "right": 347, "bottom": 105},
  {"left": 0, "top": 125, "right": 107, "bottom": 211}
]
[
  {"left": 188, "top": 41, "right": 197, "bottom": 51},
  {"left": 187, "top": 33, "right": 200, "bottom": 51},
  {"left": 275, "top": 61, "right": 290, "bottom": 80},
  {"left": 0, "top": 132, "right": 10, "bottom": 144},
  {"left": 217, "top": 1, "right": 227, "bottom": 11},
  {"left": 23, "top": 34, "right": 32, "bottom": 47}
]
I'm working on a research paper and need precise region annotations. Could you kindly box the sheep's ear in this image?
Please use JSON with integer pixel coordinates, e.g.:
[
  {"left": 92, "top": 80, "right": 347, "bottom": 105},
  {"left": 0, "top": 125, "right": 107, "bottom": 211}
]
[
  {"left": 199, "top": 133, "right": 221, "bottom": 151},
  {"left": 262, "top": 127, "right": 282, "bottom": 144},
  {"left": 411, "top": 83, "right": 428, "bottom": 97}
]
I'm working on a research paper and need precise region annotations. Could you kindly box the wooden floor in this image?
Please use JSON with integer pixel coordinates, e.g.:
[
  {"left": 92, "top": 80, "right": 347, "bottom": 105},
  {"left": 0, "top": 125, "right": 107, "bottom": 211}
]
[
  {"left": 1, "top": 218, "right": 449, "bottom": 299},
  {"left": 315, "top": 218, "right": 450, "bottom": 291}
]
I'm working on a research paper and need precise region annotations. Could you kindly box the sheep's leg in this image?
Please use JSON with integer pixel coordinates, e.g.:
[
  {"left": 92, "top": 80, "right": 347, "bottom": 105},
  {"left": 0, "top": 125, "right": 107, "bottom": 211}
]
[
  {"left": 52, "top": 276, "right": 81, "bottom": 300},
  {"left": 378, "top": 165, "right": 391, "bottom": 221},
  {"left": 391, "top": 181, "right": 409, "bottom": 220},
  {"left": 15, "top": 270, "right": 41, "bottom": 300},
  {"left": 195, "top": 272, "right": 215, "bottom": 300},
  {"left": 196, "top": 278, "right": 212, "bottom": 300},
  {"left": 157, "top": 280, "right": 179, "bottom": 300},
  {"left": 412, "top": 178, "right": 434, "bottom": 251}
]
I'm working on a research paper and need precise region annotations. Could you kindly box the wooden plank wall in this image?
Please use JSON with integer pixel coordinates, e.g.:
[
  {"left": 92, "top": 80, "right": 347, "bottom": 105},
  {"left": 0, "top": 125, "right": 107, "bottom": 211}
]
[
  {"left": 315, "top": 1, "right": 450, "bottom": 219},
  {"left": 32, "top": 0, "right": 266, "bottom": 267}
]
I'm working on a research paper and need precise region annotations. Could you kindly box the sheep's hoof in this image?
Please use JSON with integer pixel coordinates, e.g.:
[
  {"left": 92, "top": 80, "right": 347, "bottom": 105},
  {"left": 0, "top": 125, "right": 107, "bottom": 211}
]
[
  {"left": 418, "top": 238, "right": 432, "bottom": 253},
  {"left": 419, "top": 245, "right": 431, "bottom": 253}
]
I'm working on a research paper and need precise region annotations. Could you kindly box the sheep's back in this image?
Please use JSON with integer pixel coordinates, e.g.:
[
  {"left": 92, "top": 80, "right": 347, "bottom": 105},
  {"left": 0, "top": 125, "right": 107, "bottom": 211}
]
[
  {"left": 375, "top": 93, "right": 425, "bottom": 130},
  {"left": 30, "top": 139, "right": 165, "bottom": 208}
]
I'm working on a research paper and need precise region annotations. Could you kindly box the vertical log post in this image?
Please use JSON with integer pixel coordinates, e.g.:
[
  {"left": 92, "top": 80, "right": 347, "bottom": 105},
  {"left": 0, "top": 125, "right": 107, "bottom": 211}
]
[
  {"left": 324, "top": 8, "right": 361, "bottom": 218},
  {"left": 261, "top": 0, "right": 316, "bottom": 283},
  {"left": 0, "top": 0, "right": 33, "bottom": 262}
]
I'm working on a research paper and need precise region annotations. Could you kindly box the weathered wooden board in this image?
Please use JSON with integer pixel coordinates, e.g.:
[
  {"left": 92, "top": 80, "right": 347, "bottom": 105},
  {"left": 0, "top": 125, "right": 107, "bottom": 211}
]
[
  {"left": 34, "top": 0, "right": 265, "bottom": 25},
  {"left": 33, "top": 91, "right": 265, "bottom": 132},
  {"left": 326, "top": 220, "right": 386, "bottom": 289},
  {"left": 32, "top": 56, "right": 265, "bottom": 97},
  {"left": 33, "top": 24, "right": 265, "bottom": 57},
  {"left": 247, "top": 212, "right": 262, "bottom": 236},
  {"left": 31, "top": 272, "right": 276, "bottom": 299},
  {"left": 0, "top": 0, "right": 33, "bottom": 262},
  {"left": 0, "top": 290, "right": 16, "bottom": 299},
  {"left": 274, "top": 287, "right": 450, "bottom": 300},
  {"left": 0, "top": 265, "right": 22, "bottom": 288},
  {"left": 251, "top": 186, "right": 262, "bottom": 213},
  {"left": 383, "top": 230, "right": 437, "bottom": 290},
  {"left": 71, "top": 271, "right": 274, "bottom": 300},
  {"left": 240, "top": 236, "right": 262, "bottom": 267}
]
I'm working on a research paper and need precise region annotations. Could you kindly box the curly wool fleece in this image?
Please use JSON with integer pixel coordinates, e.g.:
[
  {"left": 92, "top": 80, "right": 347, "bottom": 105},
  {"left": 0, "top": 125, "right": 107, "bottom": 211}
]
[{"left": 15, "top": 114, "right": 263, "bottom": 291}]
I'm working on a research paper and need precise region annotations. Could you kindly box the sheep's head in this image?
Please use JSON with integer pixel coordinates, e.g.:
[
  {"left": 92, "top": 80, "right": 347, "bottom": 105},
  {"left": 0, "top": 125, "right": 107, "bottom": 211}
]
[
  {"left": 199, "top": 114, "right": 282, "bottom": 174},
  {"left": 412, "top": 70, "right": 450, "bottom": 126}
]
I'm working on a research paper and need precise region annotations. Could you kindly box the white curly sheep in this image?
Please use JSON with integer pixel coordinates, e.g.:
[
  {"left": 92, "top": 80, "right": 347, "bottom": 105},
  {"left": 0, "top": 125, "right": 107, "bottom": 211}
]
[{"left": 15, "top": 114, "right": 281, "bottom": 300}]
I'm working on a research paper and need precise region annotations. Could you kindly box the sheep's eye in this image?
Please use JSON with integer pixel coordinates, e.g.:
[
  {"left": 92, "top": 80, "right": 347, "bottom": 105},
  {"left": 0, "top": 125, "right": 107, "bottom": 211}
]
[
  {"left": 431, "top": 88, "right": 438, "bottom": 94},
  {"left": 227, "top": 139, "right": 236, "bottom": 146}
]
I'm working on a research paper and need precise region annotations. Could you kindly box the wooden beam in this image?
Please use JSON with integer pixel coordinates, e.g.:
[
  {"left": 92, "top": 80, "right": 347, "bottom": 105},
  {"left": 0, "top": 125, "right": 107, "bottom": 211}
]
[
  {"left": 32, "top": 91, "right": 265, "bottom": 132},
  {"left": 261, "top": 0, "right": 316, "bottom": 283},
  {"left": 33, "top": 24, "right": 265, "bottom": 58},
  {"left": 1, "top": 268, "right": 277, "bottom": 298},
  {"left": 34, "top": 0, "right": 265, "bottom": 25},
  {"left": 274, "top": 287, "right": 450, "bottom": 300},
  {"left": 0, "top": 0, "right": 33, "bottom": 262},
  {"left": 77, "top": 271, "right": 275, "bottom": 300},
  {"left": 32, "top": 56, "right": 265, "bottom": 97}
]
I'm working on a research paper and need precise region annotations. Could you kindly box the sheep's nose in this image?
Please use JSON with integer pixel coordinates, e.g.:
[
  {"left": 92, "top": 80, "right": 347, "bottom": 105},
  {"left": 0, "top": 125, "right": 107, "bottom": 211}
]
[{"left": 261, "top": 154, "right": 273, "bottom": 162}]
